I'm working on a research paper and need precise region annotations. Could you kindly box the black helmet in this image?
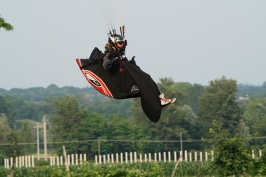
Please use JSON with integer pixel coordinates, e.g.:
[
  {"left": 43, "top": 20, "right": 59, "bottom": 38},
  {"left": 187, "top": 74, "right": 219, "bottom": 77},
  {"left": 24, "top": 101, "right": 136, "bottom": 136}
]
[{"left": 108, "top": 34, "right": 125, "bottom": 46}]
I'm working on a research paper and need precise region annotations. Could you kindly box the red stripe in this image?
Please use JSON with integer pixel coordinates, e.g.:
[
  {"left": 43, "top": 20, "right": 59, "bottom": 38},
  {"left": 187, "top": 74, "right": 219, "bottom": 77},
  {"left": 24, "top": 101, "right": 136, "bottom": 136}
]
[
  {"left": 86, "top": 70, "right": 113, "bottom": 98},
  {"left": 80, "top": 69, "right": 113, "bottom": 98},
  {"left": 76, "top": 58, "right": 113, "bottom": 98},
  {"left": 76, "top": 58, "right": 82, "bottom": 68}
]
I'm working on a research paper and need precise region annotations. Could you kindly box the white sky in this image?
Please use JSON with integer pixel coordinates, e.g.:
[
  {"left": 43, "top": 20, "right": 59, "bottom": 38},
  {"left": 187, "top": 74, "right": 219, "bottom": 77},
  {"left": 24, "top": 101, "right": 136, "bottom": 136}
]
[{"left": 1, "top": 1, "right": 266, "bottom": 90}]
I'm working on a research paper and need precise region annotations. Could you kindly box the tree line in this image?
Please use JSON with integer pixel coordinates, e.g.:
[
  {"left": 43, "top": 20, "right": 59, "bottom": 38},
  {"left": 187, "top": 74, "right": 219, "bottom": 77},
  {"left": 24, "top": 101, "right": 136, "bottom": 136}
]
[{"left": 1, "top": 77, "right": 266, "bottom": 164}]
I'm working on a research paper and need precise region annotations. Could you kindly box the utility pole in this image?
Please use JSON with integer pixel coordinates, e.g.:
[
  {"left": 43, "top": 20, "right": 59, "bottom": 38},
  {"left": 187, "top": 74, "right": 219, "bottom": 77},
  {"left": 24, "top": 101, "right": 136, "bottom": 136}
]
[
  {"left": 98, "top": 137, "right": 100, "bottom": 161},
  {"left": 34, "top": 123, "right": 44, "bottom": 160},
  {"left": 43, "top": 116, "right": 47, "bottom": 160},
  {"left": 180, "top": 132, "right": 183, "bottom": 176},
  {"left": 180, "top": 132, "right": 183, "bottom": 160},
  {"left": 36, "top": 123, "right": 40, "bottom": 160}
]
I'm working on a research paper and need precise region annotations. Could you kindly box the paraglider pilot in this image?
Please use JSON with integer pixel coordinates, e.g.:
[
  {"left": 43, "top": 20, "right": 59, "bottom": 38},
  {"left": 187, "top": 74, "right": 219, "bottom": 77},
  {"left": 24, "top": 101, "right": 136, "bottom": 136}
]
[{"left": 102, "top": 33, "right": 176, "bottom": 106}]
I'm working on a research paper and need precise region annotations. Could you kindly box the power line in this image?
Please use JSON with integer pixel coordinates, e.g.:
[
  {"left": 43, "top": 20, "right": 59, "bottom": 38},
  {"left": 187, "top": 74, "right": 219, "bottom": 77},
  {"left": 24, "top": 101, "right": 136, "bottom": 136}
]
[
  {"left": 0, "top": 139, "right": 200, "bottom": 146},
  {"left": 1, "top": 136, "right": 266, "bottom": 146}
]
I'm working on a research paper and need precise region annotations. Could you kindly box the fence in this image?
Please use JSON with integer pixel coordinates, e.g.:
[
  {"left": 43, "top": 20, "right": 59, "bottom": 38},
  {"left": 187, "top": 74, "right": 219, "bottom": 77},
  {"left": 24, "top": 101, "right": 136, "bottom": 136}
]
[
  {"left": 94, "top": 151, "right": 212, "bottom": 165},
  {"left": 3, "top": 149, "right": 263, "bottom": 168}
]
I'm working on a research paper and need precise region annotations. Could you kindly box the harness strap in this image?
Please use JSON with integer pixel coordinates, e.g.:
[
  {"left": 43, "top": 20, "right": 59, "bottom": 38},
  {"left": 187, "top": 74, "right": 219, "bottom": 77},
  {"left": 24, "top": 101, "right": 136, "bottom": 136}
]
[{"left": 118, "top": 57, "right": 127, "bottom": 72}]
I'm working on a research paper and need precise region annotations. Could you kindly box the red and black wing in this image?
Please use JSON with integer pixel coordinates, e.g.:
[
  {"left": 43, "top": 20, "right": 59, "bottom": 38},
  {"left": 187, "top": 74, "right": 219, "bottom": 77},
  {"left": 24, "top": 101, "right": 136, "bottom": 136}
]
[{"left": 76, "top": 47, "right": 162, "bottom": 122}]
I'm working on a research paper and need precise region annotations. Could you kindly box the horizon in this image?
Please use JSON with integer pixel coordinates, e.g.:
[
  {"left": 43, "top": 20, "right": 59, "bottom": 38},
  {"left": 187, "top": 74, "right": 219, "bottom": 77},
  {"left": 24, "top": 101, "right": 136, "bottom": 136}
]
[
  {"left": 1, "top": 1, "right": 266, "bottom": 90},
  {"left": 0, "top": 81, "right": 264, "bottom": 91}
]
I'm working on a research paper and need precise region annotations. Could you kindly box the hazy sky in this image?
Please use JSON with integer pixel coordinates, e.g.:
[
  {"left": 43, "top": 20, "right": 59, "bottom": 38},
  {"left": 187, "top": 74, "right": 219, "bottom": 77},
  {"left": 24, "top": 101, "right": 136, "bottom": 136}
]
[{"left": 1, "top": 1, "right": 266, "bottom": 90}]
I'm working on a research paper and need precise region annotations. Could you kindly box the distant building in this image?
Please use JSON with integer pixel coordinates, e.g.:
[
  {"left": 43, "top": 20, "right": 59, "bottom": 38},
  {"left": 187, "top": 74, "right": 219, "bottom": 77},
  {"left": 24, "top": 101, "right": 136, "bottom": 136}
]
[{"left": 237, "top": 95, "right": 249, "bottom": 102}]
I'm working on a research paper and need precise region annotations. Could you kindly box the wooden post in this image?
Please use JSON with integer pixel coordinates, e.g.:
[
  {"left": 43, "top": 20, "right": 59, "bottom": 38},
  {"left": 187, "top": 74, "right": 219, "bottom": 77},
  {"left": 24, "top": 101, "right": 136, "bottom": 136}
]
[
  {"left": 107, "top": 154, "right": 110, "bottom": 163},
  {"left": 95, "top": 155, "right": 98, "bottom": 165},
  {"left": 120, "top": 153, "right": 123, "bottom": 164},
  {"left": 43, "top": 116, "right": 47, "bottom": 161},
  {"left": 116, "top": 153, "right": 119, "bottom": 163},
  {"left": 111, "top": 154, "right": 114, "bottom": 163},
  {"left": 98, "top": 137, "right": 100, "bottom": 162},
  {"left": 171, "top": 156, "right": 181, "bottom": 177},
  {"left": 130, "top": 152, "right": 132, "bottom": 163},
  {"left": 8, "top": 136, "right": 17, "bottom": 177},
  {"left": 145, "top": 154, "right": 147, "bottom": 162},
  {"left": 62, "top": 146, "right": 70, "bottom": 175}
]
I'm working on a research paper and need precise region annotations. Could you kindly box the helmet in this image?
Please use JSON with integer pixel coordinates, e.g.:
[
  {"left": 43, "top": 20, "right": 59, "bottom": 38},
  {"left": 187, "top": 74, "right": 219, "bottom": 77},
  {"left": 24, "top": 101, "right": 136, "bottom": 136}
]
[{"left": 108, "top": 34, "right": 125, "bottom": 46}]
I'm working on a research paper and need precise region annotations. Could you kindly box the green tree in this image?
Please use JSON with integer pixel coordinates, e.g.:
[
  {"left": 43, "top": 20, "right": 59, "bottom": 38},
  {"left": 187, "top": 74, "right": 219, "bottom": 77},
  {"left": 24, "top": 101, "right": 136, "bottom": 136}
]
[
  {"left": 237, "top": 83, "right": 266, "bottom": 98},
  {"left": 0, "top": 15, "right": 14, "bottom": 31},
  {"left": 132, "top": 77, "right": 184, "bottom": 125},
  {"left": 105, "top": 114, "right": 132, "bottom": 153},
  {"left": 17, "top": 119, "right": 35, "bottom": 155},
  {"left": 244, "top": 96, "right": 266, "bottom": 147},
  {"left": 199, "top": 76, "right": 242, "bottom": 137},
  {"left": 172, "top": 82, "right": 205, "bottom": 114},
  {"left": 81, "top": 98, "right": 132, "bottom": 118},
  {"left": 244, "top": 96, "right": 266, "bottom": 136},
  {"left": 131, "top": 78, "right": 198, "bottom": 152},
  {"left": 257, "top": 145, "right": 266, "bottom": 174},
  {"left": 184, "top": 84, "right": 205, "bottom": 114},
  {"left": 0, "top": 114, "right": 12, "bottom": 140},
  {"left": 207, "top": 120, "right": 252, "bottom": 177},
  {"left": 262, "top": 81, "right": 266, "bottom": 89},
  {"left": 0, "top": 114, "right": 13, "bottom": 165},
  {"left": 235, "top": 119, "right": 251, "bottom": 144},
  {"left": 49, "top": 96, "right": 86, "bottom": 154},
  {"left": 78, "top": 112, "right": 108, "bottom": 157},
  {"left": 0, "top": 95, "right": 16, "bottom": 128},
  {"left": 126, "top": 122, "right": 153, "bottom": 153}
]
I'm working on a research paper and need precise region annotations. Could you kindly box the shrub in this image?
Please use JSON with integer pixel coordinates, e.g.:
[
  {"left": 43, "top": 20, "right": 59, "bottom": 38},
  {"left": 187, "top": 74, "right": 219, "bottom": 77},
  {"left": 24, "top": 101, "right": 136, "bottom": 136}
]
[{"left": 35, "top": 159, "right": 49, "bottom": 167}]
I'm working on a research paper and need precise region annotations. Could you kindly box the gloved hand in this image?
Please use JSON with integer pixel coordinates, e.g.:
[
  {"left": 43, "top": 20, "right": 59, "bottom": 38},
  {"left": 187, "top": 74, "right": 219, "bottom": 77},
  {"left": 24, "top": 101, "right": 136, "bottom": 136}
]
[
  {"left": 106, "top": 46, "right": 120, "bottom": 57},
  {"left": 105, "top": 46, "right": 115, "bottom": 54}
]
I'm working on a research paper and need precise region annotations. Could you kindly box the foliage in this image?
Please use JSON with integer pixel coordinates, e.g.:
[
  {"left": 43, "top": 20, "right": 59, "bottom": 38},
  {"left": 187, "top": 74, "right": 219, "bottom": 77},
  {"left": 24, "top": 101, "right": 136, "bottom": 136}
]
[
  {"left": 131, "top": 78, "right": 199, "bottom": 152},
  {"left": 173, "top": 82, "right": 205, "bottom": 114},
  {"left": 49, "top": 96, "right": 87, "bottom": 155},
  {"left": 80, "top": 98, "right": 133, "bottom": 118},
  {"left": 0, "top": 161, "right": 213, "bottom": 177},
  {"left": 255, "top": 145, "right": 266, "bottom": 175},
  {"left": 0, "top": 114, "right": 13, "bottom": 165},
  {"left": 0, "top": 95, "right": 17, "bottom": 128},
  {"left": 35, "top": 159, "right": 50, "bottom": 167},
  {"left": 244, "top": 96, "right": 266, "bottom": 133},
  {"left": 0, "top": 85, "right": 98, "bottom": 102},
  {"left": 199, "top": 76, "right": 242, "bottom": 138},
  {"left": 0, "top": 85, "right": 131, "bottom": 120},
  {"left": 2, "top": 79, "right": 266, "bottom": 157},
  {"left": 206, "top": 120, "right": 253, "bottom": 176},
  {"left": 0, "top": 15, "right": 14, "bottom": 31},
  {"left": 77, "top": 112, "right": 109, "bottom": 156},
  {"left": 17, "top": 119, "right": 35, "bottom": 155},
  {"left": 237, "top": 82, "right": 266, "bottom": 98},
  {"left": 242, "top": 96, "right": 266, "bottom": 147}
]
